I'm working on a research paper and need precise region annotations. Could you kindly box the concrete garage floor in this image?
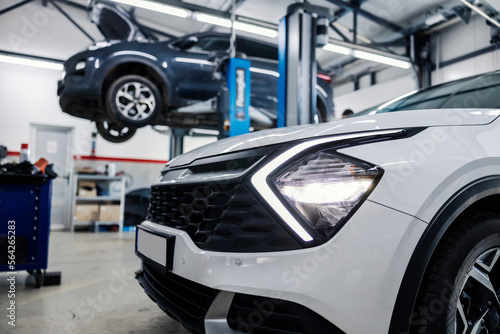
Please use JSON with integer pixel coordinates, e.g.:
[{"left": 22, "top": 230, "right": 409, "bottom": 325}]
[{"left": 0, "top": 231, "right": 190, "bottom": 334}]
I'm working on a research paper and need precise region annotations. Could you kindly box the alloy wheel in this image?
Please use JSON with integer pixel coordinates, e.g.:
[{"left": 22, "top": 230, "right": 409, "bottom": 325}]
[
  {"left": 115, "top": 82, "right": 156, "bottom": 121},
  {"left": 456, "top": 248, "right": 500, "bottom": 334}
]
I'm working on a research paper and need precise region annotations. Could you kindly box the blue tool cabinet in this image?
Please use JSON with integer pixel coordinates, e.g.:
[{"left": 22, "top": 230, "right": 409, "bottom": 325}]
[{"left": 0, "top": 173, "right": 53, "bottom": 287}]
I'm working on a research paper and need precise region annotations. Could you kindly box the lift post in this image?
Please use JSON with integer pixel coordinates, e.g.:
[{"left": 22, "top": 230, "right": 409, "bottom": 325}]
[
  {"left": 278, "top": 3, "right": 332, "bottom": 127},
  {"left": 169, "top": 57, "right": 251, "bottom": 159},
  {"left": 168, "top": 128, "right": 187, "bottom": 160},
  {"left": 218, "top": 57, "right": 251, "bottom": 139}
]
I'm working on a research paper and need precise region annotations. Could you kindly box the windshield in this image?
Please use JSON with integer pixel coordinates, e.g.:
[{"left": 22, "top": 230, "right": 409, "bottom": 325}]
[{"left": 356, "top": 71, "right": 500, "bottom": 116}]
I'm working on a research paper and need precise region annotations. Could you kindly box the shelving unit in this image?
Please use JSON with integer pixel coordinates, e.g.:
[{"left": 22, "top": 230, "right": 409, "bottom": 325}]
[{"left": 71, "top": 174, "right": 126, "bottom": 233}]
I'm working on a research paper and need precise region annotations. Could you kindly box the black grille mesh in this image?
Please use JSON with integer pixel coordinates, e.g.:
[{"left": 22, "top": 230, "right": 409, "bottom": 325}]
[
  {"left": 138, "top": 263, "right": 219, "bottom": 334},
  {"left": 227, "top": 294, "right": 344, "bottom": 334},
  {"left": 147, "top": 183, "right": 300, "bottom": 252}
]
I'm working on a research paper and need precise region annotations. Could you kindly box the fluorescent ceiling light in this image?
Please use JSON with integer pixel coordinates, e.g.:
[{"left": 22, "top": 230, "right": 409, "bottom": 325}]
[
  {"left": 196, "top": 13, "right": 277, "bottom": 38},
  {"left": 234, "top": 21, "right": 277, "bottom": 38},
  {"left": 0, "top": 54, "right": 63, "bottom": 71},
  {"left": 112, "top": 0, "right": 190, "bottom": 18},
  {"left": 323, "top": 40, "right": 411, "bottom": 69},
  {"left": 196, "top": 13, "right": 231, "bottom": 27},
  {"left": 111, "top": 1, "right": 277, "bottom": 38},
  {"left": 353, "top": 50, "right": 411, "bottom": 69},
  {"left": 323, "top": 43, "right": 351, "bottom": 55}
]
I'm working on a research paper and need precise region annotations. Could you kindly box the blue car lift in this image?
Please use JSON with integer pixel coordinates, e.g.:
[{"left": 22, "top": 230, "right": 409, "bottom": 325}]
[
  {"left": 218, "top": 57, "right": 251, "bottom": 139},
  {"left": 168, "top": 2, "right": 332, "bottom": 159}
]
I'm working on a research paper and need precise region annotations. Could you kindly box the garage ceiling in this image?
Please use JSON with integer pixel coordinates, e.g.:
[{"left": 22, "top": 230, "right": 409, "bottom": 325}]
[{"left": 0, "top": 0, "right": 497, "bottom": 85}]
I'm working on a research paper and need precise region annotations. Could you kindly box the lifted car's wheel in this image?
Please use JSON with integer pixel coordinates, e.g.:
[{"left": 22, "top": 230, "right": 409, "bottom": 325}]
[
  {"left": 412, "top": 211, "right": 500, "bottom": 333},
  {"left": 106, "top": 75, "right": 161, "bottom": 128},
  {"left": 313, "top": 111, "right": 323, "bottom": 124},
  {"left": 96, "top": 119, "right": 136, "bottom": 143},
  {"left": 314, "top": 100, "right": 326, "bottom": 124}
]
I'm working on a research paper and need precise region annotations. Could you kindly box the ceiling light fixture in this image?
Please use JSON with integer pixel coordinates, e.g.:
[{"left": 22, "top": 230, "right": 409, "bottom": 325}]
[
  {"left": 323, "top": 40, "right": 411, "bottom": 69},
  {"left": 195, "top": 13, "right": 231, "bottom": 28},
  {"left": 353, "top": 50, "right": 411, "bottom": 69},
  {"left": 0, "top": 54, "right": 63, "bottom": 71},
  {"left": 111, "top": 0, "right": 190, "bottom": 18},
  {"left": 195, "top": 13, "right": 277, "bottom": 38},
  {"left": 323, "top": 43, "right": 351, "bottom": 55},
  {"left": 233, "top": 21, "right": 277, "bottom": 38}
]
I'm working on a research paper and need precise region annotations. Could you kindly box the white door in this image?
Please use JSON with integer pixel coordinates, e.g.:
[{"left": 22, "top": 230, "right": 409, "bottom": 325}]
[{"left": 30, "top": 124, "right": 74, "bottom": 230}]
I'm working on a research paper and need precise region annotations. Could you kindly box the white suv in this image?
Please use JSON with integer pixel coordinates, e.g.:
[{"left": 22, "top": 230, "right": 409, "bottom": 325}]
[{"left": 136, "top": 71, "right": 500, "bottom": 334}]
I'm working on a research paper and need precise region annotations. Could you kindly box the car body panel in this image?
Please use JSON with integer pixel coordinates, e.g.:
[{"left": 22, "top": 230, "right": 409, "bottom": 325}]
[
  {"left": 140, "top": 199, "right": 427, "bottom": 334},
  {"left": 141, "top": 116, "right": 500, "bottom": 332},
  {"left": 340, "top": 122, "right": 500, "bottom": 223}
]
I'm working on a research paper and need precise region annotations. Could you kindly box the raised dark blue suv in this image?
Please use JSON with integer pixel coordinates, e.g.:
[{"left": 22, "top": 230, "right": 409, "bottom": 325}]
[{"left": 57, "top": 1, "right": 334, "bottom": 142}]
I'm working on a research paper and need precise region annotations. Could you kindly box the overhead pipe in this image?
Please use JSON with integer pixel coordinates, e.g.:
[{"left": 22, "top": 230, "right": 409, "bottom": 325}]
[{"left": 460, "top": 0, "right": 500, "bottom": 29}]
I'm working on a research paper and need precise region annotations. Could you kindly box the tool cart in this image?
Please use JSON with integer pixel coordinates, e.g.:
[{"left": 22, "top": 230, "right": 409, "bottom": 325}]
[{"left": 0, "top": 172, "right": 61, "bottom": 287}]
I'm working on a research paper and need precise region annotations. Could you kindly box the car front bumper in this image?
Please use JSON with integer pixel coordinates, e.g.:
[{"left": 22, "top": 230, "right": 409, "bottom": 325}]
[
  {"left": 136, "top": 199, "right": 427, "bottom": 334},
  {"left": 57, "top": 70, "right": 105, "bottom": 122}
]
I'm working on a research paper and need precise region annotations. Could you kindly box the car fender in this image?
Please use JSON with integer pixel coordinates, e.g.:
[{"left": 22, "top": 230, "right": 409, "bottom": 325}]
[
  {"left": 336, "top": 121, "right": 500, "bottom": 333},
  {"left": 94, "top": 51, "right": 173, "bottom": 102},
  {"left": 388, "top": 176, "right": 500, "bottom": 333}
]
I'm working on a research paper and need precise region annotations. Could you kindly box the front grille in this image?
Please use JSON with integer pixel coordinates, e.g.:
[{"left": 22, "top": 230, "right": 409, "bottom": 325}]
[
  {"left": 147, "top": 183, "right": 300, "bottom": 252},
  {"left": 137, "top": 262, "right": 219, "bottom": 334},
  {"left": 227, "top": 294, "right": 344, "bottom": 334}
]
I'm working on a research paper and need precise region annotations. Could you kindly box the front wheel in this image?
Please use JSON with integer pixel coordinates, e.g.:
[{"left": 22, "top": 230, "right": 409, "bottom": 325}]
[
  {"left": 411, "top": 211, "right": 500, "bottom": 333},
  {"left": 105, "top": 75, "right": 161, "bottom": 128}
]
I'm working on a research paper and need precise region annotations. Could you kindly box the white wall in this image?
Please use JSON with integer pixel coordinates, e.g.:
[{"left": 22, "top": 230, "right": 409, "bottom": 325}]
[{"left": 432, "top": 15, "right": 500, "bottom": 84}]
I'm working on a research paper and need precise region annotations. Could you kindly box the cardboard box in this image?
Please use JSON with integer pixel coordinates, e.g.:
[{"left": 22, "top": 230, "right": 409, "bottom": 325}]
[
  {"left": 78, "top": 181, "right": 97, "bottom": 197},
  {"left": 99, "top": 204, "right": 120, "bottom": 222},
  {"left": 75, "top": 204, "right": 99, "bottom": 222}
]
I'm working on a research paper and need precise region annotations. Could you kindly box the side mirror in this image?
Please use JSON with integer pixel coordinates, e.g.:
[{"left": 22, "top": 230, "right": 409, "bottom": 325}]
[{"left": 178, "top": 36, "right": 198, "bottom": 50}]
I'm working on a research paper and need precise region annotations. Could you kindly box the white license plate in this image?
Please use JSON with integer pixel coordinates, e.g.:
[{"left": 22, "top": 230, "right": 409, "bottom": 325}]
[{"left": 137, "top": 229, "right": 168, "bottom": 267}]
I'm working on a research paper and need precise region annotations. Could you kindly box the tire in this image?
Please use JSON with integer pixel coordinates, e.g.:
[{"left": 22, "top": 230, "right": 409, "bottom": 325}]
[
  {"left": 106, "top": 75, "right": 161, "bottom": 128},
  {"left": 35, "top": 270, "right": 44, "bottom": 288},
  {"left": 96, "top": 119, "right": 137, "bottom": 143},
  {"left": 411, "top": 211, "right": 500, "bottom": 333},
  {"left": 314, "top": 99, "right": 326, "bottom": 124}
]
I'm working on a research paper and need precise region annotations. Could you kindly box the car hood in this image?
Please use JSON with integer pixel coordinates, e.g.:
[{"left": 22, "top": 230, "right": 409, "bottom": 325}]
[
  {"left": 88, "top": 0, "right": 152, "bottom": 42},
  {"left": 167, "top": 108, "right": 500, "bottom": 167}
]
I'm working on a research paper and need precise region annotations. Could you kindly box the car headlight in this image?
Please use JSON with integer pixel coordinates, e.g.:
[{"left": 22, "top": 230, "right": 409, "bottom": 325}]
[{"left": 274, "top": 151, "right": 381, "bottom": 240}]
